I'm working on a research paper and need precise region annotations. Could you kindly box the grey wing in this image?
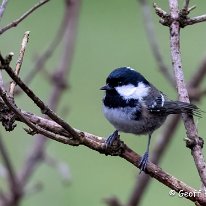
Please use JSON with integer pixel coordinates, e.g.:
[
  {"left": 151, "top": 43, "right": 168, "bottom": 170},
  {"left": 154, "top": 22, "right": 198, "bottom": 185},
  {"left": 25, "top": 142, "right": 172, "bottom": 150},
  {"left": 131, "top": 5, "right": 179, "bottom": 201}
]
[
  {"left": 147, "top": 93, "right": 201, "bottom": 117},
  {"left": 146, "top": 93, "right": 167, "bottom": 115}
]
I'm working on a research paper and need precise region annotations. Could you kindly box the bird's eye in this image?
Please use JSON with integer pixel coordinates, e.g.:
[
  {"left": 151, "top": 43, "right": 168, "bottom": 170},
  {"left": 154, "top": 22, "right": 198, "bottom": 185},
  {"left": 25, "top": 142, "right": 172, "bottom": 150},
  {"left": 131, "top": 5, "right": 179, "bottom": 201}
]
[{"left": 118, "top": 81, "right": 123, "bottom": 86}]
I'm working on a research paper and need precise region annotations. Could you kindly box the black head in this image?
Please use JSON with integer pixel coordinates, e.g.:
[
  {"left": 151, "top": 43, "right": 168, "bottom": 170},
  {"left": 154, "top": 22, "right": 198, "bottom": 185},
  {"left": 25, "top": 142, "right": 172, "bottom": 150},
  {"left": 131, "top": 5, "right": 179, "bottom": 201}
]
[{"left": 100, "top": 67, "right": 150, "bottom": 91}]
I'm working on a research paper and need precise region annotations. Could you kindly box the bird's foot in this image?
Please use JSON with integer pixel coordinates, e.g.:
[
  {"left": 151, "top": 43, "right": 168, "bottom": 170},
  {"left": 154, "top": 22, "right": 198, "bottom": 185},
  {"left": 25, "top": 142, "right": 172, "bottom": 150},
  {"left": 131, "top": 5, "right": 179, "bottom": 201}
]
[
  {"left": 105, "top": 131, "right": 125, "bottom": 156},
  {"left": 105, "top": 130, "right": 119, "bottom": 148},
  {"left": 139, "top": 152, "right": 149, "bottom": 173}
]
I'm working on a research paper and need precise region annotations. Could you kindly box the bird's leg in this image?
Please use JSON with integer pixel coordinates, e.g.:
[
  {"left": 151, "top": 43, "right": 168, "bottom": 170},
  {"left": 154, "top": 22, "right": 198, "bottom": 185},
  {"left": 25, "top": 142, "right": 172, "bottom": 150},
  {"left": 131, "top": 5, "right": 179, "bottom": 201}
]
[
  {"left": 105, "top": 130, "right": 119, "bottom": 148},
  {"left": 105, "top": 130, "right": 125, "bottom": 156},
  {"left": 139, "top": 133, "right": 152, "bottom": 173}
]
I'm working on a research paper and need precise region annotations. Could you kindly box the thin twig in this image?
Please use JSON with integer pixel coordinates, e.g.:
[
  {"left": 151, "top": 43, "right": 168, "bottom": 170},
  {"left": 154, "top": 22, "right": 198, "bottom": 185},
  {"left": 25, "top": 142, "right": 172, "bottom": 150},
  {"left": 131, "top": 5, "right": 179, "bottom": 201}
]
[
  {"left": 153, "top": 2, "right": 168, "bottom": 18},
  {"left": 154, "top": 1, "right": 206, "bottom": 28},
  {"left": 0, "top": 0, "right": 50, "bottom": 35},
  {"left": 17, "top": 5, "right": 69, "bottom": 92},
  {"left": 7, "top": 0, "right": 69, "bottom": 95},
  {"left": 0, "top": 86, "right": 73, "bottom": 145},
  {"left": 9, "top": 31, "right": 30, "bottom": 96},
  {"left": 0, "top": 133, "right": 20, "bottom": 201},
  {"left": 169, "top": 0, "right": 206, "bottom": 187},
  {"left": 185, "top": 15, "right": 206, "bottom": 26},
  {"left": 183, "top": 0, "right": 190, "bottom": 12},
  {"left": 1, "top": 60, "right": 79, "bottom": 139},
  {"left": 0, "top": 0, "right": 9, "bottom": 21},
  {"left": 138, "top": 0, "right": 175, "bottom": 87}
]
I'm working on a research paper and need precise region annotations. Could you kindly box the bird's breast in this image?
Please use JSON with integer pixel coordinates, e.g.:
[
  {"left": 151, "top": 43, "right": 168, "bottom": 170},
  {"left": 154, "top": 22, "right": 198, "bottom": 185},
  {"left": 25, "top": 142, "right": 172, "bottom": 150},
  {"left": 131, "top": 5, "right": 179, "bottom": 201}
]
[{"left": 103, "top": 104, "right": 166, "bottom": 135}]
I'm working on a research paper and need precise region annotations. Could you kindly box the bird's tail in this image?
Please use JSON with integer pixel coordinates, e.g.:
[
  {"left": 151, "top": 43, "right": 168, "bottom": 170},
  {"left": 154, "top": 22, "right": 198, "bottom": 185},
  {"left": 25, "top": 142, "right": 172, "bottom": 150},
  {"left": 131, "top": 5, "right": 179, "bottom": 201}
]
[{"left": 164, "top": 101, "right": 202, "bottom": 117}]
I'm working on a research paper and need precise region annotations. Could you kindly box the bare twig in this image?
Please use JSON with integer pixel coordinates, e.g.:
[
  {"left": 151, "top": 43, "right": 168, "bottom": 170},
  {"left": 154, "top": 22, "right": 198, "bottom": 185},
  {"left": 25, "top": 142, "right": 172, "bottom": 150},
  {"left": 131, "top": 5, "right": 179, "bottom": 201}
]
[
  {"left": 0, "top": 133, "right": 20, "bottom": 202},
  {"left": 138, "top": 0, "right": 175, "bottom": 87},
  {"left": 154, "top": 2, "right": 206, "bottom": 28},
  {"left": 184, "top": 15, "right": 206, "bottom": 26},
  {"left": 153, "top": 3, "right": 168, "bottom": 19},
  {"left": 18, "top": 5, "right": 69, "bottom": 91},
  {"left": 9, "top": 31, "right": 30, "bottom": 96},
  {"left": 183, "top": 0, "right": 190, "bottom": 12},
  {"left": 169, "top": 0, "right": 206, "bottom": 187},
  {"left": 1, "top": 60, "right": 79, "bottom": 139},
  {"left": 0, "top": 0, "right": 9, "bottom": 21},
  {"left": 0, "top": 0, "right": 50, "bottom": 35},
  {"left": 49, "top": 0, "right": 80, "bottom": 108},
  {"left": 0, "top": 86, "right": 74, "bottom": 146}
]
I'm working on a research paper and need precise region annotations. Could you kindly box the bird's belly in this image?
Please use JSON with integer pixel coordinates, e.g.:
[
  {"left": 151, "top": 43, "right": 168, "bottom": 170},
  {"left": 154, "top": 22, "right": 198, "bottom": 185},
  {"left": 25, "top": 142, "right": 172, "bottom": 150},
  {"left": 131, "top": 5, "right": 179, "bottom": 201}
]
[{"left": 103, "top": 106, "right": 166, "bottom": 135}]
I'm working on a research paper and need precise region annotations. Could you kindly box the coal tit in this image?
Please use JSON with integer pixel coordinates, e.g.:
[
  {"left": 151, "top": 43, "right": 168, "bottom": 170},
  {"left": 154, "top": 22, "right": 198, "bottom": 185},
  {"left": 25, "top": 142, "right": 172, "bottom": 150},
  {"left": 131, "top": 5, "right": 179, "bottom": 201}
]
[{"left": 100, "top": 67, "right": 200, "bottom": 172}]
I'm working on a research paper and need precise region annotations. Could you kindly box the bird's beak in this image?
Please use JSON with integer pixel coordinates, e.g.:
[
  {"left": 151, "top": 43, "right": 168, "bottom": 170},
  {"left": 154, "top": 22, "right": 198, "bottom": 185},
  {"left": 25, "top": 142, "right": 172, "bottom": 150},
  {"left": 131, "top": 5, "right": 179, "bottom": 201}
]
[{"left": 100, "top": 84, "right": 112, "bottom": 91}]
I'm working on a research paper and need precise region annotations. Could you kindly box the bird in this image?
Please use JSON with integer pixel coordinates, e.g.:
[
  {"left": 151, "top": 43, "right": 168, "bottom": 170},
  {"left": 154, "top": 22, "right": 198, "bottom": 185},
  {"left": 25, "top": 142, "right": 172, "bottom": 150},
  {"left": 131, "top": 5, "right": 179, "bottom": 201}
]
[{"left": 100, "top": 67, "right": 201, "bottom": 172}]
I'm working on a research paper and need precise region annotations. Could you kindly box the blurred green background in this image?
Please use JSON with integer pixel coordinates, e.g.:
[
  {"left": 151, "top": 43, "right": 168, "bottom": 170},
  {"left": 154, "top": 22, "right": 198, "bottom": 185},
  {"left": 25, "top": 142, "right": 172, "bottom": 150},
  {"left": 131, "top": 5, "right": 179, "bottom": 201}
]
[{"left": 0, "top": 0, "right": 206, "bottom": 206}]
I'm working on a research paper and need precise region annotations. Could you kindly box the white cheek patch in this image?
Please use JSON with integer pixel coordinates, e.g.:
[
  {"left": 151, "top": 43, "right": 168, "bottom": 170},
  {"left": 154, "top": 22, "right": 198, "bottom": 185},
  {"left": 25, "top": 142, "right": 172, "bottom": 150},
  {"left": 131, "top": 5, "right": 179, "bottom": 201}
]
[{"left": 116, "top": 82, "right": 149, "bottom": 100}]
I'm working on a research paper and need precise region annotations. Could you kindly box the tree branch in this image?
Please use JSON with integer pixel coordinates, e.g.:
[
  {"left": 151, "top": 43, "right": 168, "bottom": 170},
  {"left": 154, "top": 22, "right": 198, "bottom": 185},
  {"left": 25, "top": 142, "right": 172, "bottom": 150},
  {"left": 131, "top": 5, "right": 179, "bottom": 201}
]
[
  {"left": 138, "top": 0, "right": 175, "bottom": 87},
  {"left": 0, "top": 134, "right": 20, "bottom": 202},
  {"left": 169, "top": 0, "right": 206, "bottom": 187},
  {"left": 0, "top": 58, "right": 79, "bottom": 139},
  {"left": 0, "top": 0, "right": 9, "bottom": 21},
  {"left": 9, "top": 31, "right": 30, "bottom": 96},
  {"left": 16, "top": 0, "right": 70, "bottom": 93},
  {"left": 154, "top": 2, "right": 206, "bottom": 28},
  {"left": 0, "top": 86, "right": 74, "bottom": 145},
  {"left": 182, "top": 0, "right": 190, "bottom": 13},
  {"left": 184, "top": 15, "right": 206, "bottom": 26},
  {"left": 0, "top": 0, "right": 50, "bottom": 35}
]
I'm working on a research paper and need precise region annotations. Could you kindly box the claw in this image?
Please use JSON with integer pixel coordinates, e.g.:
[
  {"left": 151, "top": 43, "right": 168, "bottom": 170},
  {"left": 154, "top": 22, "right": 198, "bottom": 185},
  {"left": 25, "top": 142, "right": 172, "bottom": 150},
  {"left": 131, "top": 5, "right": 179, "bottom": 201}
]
[
  {"left": 139, "top": 152, "right": 149, "bottom": 173},
  {"left": 105, "top": 130, "right": 119, "bottom": 148}
]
